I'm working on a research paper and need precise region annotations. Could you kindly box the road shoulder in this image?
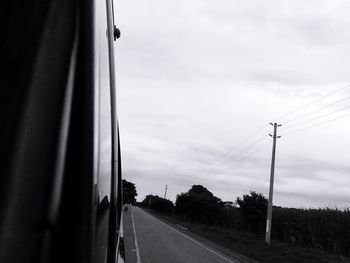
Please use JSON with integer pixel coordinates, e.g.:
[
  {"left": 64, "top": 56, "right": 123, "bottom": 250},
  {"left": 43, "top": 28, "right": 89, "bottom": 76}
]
[{"left": 140, "top": 207, "right": 258, "bottom": 263}]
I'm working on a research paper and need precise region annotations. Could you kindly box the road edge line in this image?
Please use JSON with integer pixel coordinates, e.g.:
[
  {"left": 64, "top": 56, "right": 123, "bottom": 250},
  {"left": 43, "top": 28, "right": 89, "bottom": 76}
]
[{"left": 131, "top": 208, "right": 142, "bottom": 263}]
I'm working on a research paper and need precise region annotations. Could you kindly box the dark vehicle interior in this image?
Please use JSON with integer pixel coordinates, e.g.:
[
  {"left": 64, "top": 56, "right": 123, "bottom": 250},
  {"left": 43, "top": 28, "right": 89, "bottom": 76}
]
[{"left": 0, "top": 0, "right": 123, "bottom": 262}]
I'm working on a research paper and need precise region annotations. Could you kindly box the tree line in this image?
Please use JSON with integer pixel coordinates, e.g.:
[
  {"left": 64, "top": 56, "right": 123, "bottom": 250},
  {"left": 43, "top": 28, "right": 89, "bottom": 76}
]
[
  {"left": 140, "top": 184, "right": 268, "bottom": 236},
  {"left": 123, "top": 180, "right": 350, "bottom": 256}
]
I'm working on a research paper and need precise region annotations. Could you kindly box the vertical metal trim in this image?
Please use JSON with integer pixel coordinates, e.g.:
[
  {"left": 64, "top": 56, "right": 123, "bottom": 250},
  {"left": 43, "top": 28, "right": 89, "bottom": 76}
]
[{"left": 106, "top": 0, "right": 119, "bottom": 262}]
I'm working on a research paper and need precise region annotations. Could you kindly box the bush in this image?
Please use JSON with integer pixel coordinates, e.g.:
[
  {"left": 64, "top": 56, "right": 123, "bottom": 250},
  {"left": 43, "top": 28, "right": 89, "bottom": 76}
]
[
  {"left": 217, "top": 206, "right": 244, "bottom": 229},
  {"left": 236, "top": 191, "right": 268, "bottom": 236},
  {"left": 141, "top": 195, "right": 174, "bottom": 214},
  {"left": 175, "top": 185, "right": 224, "bottom": 225}
]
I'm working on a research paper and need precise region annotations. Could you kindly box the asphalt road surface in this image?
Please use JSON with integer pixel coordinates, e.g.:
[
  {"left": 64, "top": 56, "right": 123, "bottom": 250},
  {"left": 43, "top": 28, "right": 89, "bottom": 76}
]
[{"left": 123, "top": 206, "right": 247, "bottom": 263}]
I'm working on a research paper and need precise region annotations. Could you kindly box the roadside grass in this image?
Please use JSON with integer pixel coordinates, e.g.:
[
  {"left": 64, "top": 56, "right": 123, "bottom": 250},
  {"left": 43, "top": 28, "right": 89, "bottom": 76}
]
[
  {"left": 146, "top": 209, "right": 350, "bottom": 263},
  {"left": 186, "top": 224, "right": 350, "bottom": 263}
]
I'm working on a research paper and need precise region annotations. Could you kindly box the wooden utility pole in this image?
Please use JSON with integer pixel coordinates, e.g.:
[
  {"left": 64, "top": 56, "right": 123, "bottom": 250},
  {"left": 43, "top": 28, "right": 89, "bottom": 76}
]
[
  {"left": 164, "top": 185, "right": 168, "bottom": 199},
  {"left": 265, "top": 122, "right": 281, "bottom": 245},
  {"left": 148, "top": 195, "right": 153, "bottom": 208}
]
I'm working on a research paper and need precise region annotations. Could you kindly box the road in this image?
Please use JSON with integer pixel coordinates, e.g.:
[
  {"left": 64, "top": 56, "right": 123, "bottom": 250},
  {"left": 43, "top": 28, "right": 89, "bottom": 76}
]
[{"left": 123, "top": 206, "right": 248, "bottom": 263}]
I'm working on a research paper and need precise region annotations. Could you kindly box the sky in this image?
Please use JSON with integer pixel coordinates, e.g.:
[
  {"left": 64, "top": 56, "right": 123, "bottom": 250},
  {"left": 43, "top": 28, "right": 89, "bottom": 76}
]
[{"left": 114, "top": 0, "right": 350, "bottom": 208}]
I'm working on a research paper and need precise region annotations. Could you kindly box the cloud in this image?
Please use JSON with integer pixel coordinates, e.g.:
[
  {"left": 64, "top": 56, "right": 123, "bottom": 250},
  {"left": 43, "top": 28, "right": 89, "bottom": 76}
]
[{"left": 115, "top": 0, "right": 350, "bottom": 208}]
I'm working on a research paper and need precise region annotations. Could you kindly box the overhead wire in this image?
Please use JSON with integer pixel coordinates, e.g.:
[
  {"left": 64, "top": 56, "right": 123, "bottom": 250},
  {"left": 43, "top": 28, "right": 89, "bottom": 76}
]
[
  {"left": 281, "top": 112, "right": 350, "bottom": 137},
  {"left": 210, "top": 137, "right": 270, "bottom": 176},
  {"left": 196, "top": 124, "right": 268, "bottom": 174},
  {"left": 281, "top": 104, "right": 350, "bottom": 131},
  {"left": 203, "top": 132, "right": 268, "bottom": 174},
  {"left": 195, "top": 83, "right": 350, "bottom": 180},
  {"left": 216, "top": 84, "right": 350, "bottom": 179},
  {"left": 209, "top": 124, "right": 268, "bottom": 163},
  {"left": 281, "top": 95, "right": 350, "bottom": 125},
  {"left": 210, "top": 142, "right": 270, "bottom": 179},
  {"left": 272, "top": 83, "right": 350, "bottom": 123},
  {"left": 233, "top": 140, "right": 270, "bottom": 165}
]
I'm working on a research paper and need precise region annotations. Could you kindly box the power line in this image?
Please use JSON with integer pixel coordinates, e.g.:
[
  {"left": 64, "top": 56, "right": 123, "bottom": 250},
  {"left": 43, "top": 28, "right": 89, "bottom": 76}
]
[
  {"left": 209, "top": 141, "right": 270, "bottom": 182},
  {"left": 164, "top": 185, "right": 168, "bottom": 199},
  {"left": 282, "top": 112, "right": 350, "bottom": 137},
  {"left": 272, "top": 83, "right": 350, "bottom": 123},
  {"left": 196, "top": 125, "right": 268, "bottom": 176},
  {"left": 233, "top": 140, "right": 270, "bottom": 165},
  {"left": 191, "top": 84, "right": 350, "bottom": 184},
  {"left": 281, "top": 95, "right": 350, "bottom": 125},
  {"left": 194, "top": 84, "right": 350, "bottom": 178},
  {"left": 206, "top": 133, "right": 268, "bottom": 174},
  {"left": 223, "top": 133, "right": 267, "bottom": 161},
  {"left": 210, "top": 137, "right": 269, "bottom": 176},
  {"left": 281, "top": 104, "right": 350, "bottom": 130},
  {"left": 203, "top": 124, "right": 268, "bottom": 169}
]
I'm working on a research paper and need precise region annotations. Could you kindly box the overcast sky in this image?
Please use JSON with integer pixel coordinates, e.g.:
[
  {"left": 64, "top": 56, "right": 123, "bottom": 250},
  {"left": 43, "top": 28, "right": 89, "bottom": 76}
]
[{"left": 115, "top": 0, "right": 350, "bottom": 208}]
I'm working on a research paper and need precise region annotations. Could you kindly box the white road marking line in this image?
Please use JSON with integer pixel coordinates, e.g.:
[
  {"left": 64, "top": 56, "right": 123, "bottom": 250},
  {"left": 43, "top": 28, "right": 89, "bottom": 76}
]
[
  {"left": 176, "top": 224, "right": 189, "bottom": 231},
  {"left": 131, "top": 208, "right": 142, "bottom": 263},
  {"left": 140, "top": 208, "right": 236, "bottom": 263}
]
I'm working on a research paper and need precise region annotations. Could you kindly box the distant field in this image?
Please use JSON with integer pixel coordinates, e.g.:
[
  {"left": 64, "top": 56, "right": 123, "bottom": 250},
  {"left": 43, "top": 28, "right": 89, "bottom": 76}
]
[{"left": 272, "top": 207, "right": 350, "bottom": 257}]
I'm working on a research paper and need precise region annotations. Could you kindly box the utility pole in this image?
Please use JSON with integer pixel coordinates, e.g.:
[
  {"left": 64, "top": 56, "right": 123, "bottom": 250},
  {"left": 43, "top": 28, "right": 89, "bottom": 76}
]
[
  {"left": 164, "top": 185, "right": 168, "bottom": 199},
  {"left": 148, "top": 195, "right": 153, "bottom": 209},
  {"left": 265, "top": 122, "right": 281, "bottom": 245}
]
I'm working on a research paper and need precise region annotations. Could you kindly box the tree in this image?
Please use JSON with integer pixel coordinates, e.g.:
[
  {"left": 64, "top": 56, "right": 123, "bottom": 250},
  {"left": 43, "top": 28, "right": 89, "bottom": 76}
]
[
  {"left": 236, "top": 191, "right": 268, "bottom": 236},
  {"left": 175, "top": 185, "right": 224, "bottom": 224},
  {"left": 141, "top": 195, "right": 154, "bottom": 208},
  {"left": 122, "top": 179, "right": 137, "bottom": 205},
  {"left": 141, "top": 195, "right": 174, "bottom": 214}
]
